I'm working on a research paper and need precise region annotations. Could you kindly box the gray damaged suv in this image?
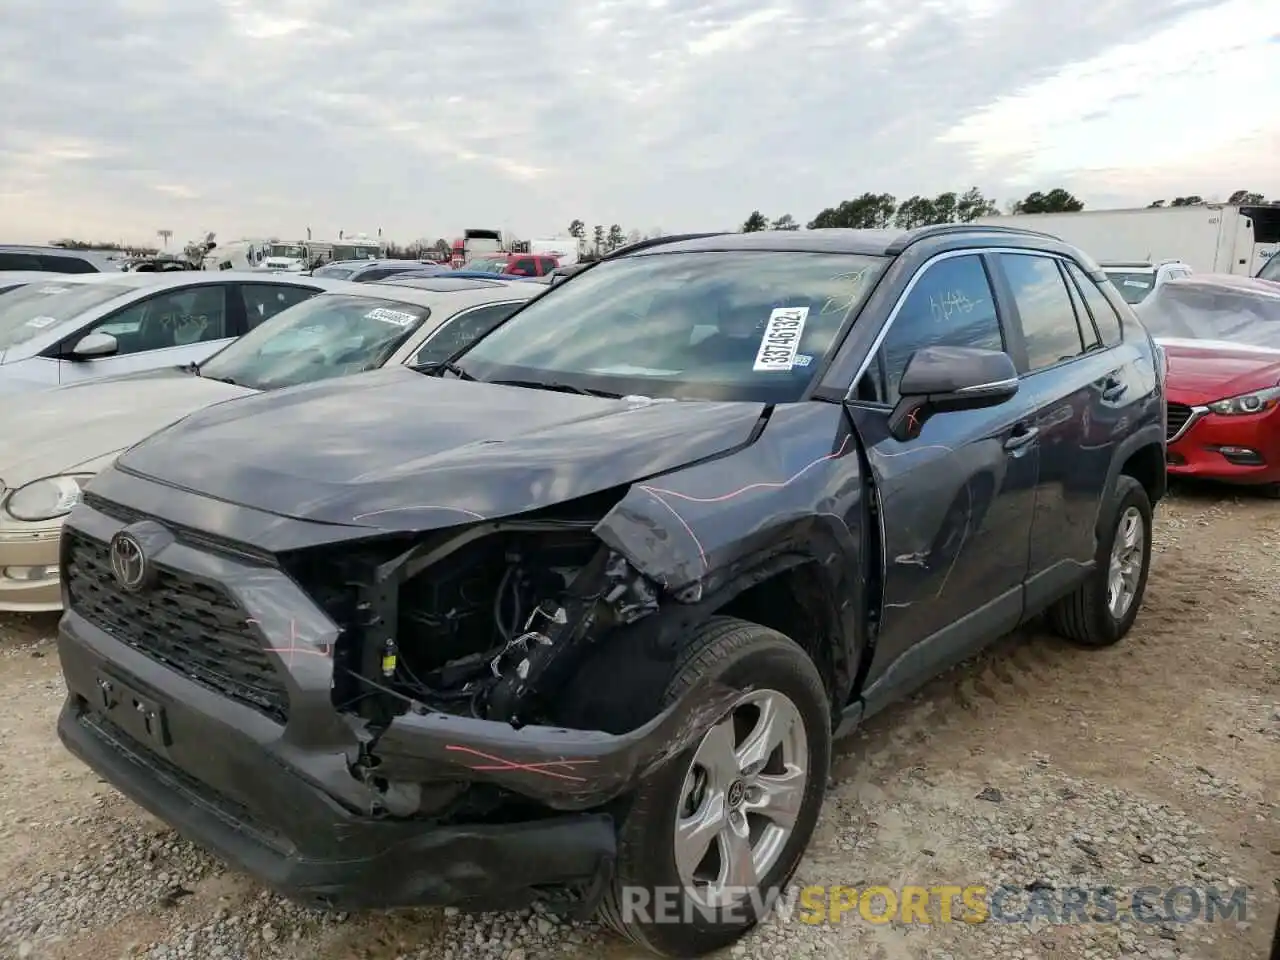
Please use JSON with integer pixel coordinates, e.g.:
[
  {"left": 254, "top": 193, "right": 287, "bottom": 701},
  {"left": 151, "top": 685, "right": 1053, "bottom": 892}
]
[{"left": 56, "top": 225, "right": 1166, "bottom": 957}]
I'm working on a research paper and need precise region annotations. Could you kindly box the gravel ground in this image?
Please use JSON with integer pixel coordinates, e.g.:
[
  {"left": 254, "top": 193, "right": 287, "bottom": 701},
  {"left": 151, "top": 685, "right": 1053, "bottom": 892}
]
[{"left": 0, "top": 484, "right": 1276, "bottom": 960}]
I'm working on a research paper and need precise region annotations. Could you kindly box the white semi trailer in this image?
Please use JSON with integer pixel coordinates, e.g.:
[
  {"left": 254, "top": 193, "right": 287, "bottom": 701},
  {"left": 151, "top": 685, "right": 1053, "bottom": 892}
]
[{"left": 972, "top": 204, "right": 1280, "bottom": 276}]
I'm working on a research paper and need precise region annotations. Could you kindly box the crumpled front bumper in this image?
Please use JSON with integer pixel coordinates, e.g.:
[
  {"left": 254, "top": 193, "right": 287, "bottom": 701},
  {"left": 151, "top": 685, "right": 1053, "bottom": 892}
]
[{"left": 55, "top": 497, "right": 735, "bottom": 910}]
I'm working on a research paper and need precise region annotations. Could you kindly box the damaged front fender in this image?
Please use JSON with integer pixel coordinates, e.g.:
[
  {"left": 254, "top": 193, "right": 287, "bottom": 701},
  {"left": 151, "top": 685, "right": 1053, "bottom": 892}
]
[{"left": 367, "top": 676, "right": 740, "bottom": 811}]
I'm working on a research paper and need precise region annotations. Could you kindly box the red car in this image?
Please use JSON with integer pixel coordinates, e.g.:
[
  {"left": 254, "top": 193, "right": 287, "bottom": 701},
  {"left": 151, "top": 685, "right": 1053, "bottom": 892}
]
[
  {"left": 1135, "top": 275, "right": 1280, "bottom": 495},
  {"left": 461, "top": 253, "right": 560, "bottom": 277}
]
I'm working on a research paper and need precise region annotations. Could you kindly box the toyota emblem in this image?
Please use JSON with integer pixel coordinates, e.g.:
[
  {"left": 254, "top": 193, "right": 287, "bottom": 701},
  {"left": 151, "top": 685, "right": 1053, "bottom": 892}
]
[{"left": 109, "top": 531, "right": 148, "bottom": 592}]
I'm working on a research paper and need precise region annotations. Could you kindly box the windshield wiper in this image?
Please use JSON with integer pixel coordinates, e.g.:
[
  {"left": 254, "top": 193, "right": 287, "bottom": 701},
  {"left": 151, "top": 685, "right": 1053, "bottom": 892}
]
[
  {"left": 414, "top": 360, "right": 477, "bottom": 381},
  {"left": 206, "top": 374, "right": 239, "bottom": 385},
  {"left": 178, "top": 360, "right": 200, "bottom": 375},
  {"left": 490, "top": 378, "right": 622, "bottom": 399}
]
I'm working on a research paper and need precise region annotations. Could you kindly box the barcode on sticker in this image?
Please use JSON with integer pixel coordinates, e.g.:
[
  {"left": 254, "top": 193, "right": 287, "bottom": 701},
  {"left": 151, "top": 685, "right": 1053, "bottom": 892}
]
[
  {"left": 753, "top": 307, "right": 808, "bottom": 372},
  {"left": 365, "top": 307, "right": 417, "bottom": 327}
]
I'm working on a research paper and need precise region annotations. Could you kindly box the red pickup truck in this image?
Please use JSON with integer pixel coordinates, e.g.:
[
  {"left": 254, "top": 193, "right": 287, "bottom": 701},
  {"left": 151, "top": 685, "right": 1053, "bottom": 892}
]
[{"left": 462, "top": 253, "right": 560, "bottom": 276}]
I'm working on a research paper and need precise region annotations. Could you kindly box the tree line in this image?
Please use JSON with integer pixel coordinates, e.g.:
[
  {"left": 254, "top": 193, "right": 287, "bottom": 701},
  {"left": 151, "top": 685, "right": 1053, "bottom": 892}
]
[
  {"left": 1149, "top": 189, "right": 1275, "bottom": 208},
  {"left": 741, "top": 185, "right": 1277, "bottom": 233},
  {"left": 740, "top": 186, "right": 1077, "bottom": 233}
]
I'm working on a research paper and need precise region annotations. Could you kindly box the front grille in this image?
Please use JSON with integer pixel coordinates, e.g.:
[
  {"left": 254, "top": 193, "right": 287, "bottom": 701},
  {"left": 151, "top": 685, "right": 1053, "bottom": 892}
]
[
  {"left": 1166, "top": 402, "right": 1193, "bottom": 441},
  {"left": 65, "top": 530, "right": 290, "bottom": 724}
]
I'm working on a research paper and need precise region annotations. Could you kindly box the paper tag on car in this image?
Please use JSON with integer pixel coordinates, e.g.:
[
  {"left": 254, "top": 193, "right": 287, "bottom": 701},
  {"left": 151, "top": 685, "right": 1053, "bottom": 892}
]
[
  {"left": 1123, "top": 279, "right": 1150, "bottom": 289},
  {"left": 365, "top": 307, "right": 417, "bottom": 327},
  {"left": 24, "top": 315, "right": 59, "bottom": 329},
  {"left": 753, "top": 307, "right": 808, "bottom": 371}
]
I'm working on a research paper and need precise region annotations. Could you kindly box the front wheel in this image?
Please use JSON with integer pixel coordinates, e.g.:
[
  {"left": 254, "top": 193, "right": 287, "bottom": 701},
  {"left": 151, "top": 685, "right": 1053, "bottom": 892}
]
[
  {"left": 598, "top": 617, "right": 831, "bottom": 957},
  {"left": 1048, "top": 474, "right": 1153, "bottom": 647}
]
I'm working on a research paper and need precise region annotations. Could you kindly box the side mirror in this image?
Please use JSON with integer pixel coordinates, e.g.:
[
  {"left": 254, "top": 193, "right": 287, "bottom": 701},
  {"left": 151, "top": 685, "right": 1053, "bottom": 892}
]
[
  {"left": 886, "top": 345, "right": 1017, "bottom": 441},
  {"left": 70, "top": 332, "right": 119, "bottom": 359}
]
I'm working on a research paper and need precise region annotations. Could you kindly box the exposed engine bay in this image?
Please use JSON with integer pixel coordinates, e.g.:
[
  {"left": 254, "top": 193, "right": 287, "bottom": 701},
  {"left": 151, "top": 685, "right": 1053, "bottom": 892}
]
[{"left": 290, "top": 516, "right": 662, "bottom": 732}]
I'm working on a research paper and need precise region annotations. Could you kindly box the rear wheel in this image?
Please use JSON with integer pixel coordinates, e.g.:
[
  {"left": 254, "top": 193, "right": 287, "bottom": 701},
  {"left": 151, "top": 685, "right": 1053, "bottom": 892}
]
[
  {"left": 598, "top": 617, "right": 830, "bottom": 957},
  {"left": 1048, "top": 475, "right": 1152, "bottom": 647}
]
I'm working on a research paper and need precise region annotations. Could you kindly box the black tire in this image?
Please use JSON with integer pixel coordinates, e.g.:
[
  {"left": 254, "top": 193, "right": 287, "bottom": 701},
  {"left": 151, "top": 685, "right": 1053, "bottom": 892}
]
[
  {"left": 597, "top": 616, "right": 831, "bottom": 957},
  {"left": 1048, "top": 474, "right": 1152, "bottom": 647}
]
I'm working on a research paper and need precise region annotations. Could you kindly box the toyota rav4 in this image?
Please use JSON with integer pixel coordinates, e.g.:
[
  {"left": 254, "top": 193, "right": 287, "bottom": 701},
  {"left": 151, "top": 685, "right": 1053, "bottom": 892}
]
[{"left": 56, "top": 225, "right": 1166, "bottom": 958}]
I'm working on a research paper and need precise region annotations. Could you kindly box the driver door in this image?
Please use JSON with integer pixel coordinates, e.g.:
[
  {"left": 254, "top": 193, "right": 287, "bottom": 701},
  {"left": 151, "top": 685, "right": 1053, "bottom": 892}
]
[{"left": 844, "top": 252, "right": 1040, "bottom": 713}]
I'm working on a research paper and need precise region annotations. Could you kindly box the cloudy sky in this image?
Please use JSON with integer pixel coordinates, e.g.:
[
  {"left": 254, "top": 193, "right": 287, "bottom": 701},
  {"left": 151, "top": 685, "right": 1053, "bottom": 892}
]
[{"left": 2, "top": 0, "right": 1276, "bottom": 247}]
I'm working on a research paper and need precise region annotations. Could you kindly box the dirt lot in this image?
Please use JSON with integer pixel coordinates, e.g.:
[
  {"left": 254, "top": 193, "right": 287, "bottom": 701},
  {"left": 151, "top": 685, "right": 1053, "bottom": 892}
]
[{"left": 0, "top": 485, "right": 1276, "bottom": 960}]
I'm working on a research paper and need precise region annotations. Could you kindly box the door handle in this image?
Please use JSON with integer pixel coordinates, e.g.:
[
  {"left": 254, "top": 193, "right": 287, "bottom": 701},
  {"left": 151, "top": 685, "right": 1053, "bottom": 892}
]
[
  {"left": 1101, "top": 376, "right": 1127, "bottom": 402},
  {"left": 1004, "top": 424, "right": 1039, "bottom": 451}
]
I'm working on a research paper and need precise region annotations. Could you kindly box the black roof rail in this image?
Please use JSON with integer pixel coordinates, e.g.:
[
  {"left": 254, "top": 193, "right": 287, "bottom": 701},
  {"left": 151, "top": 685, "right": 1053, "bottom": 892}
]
[
  {"left": 885, "top": 222, "right": 1061, "bottom": 254},
  {"left": 600, "top": 232, "right": 731, "bottom": 260}
]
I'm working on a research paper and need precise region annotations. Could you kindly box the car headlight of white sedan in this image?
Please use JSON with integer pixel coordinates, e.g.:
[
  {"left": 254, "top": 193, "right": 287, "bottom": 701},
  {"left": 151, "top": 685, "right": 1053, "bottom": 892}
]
[{"left": 3, "top": 475, "right": 95, "bottom": 522}]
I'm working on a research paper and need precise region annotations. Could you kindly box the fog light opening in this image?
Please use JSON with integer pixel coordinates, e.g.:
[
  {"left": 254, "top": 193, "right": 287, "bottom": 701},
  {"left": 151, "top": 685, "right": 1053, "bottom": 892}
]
[
  {"left": 1214, "top": 446, "right": 1265, "bottom": 467},
  {"left": 1, "top": 565, "right": 58, "bottom": 583}
]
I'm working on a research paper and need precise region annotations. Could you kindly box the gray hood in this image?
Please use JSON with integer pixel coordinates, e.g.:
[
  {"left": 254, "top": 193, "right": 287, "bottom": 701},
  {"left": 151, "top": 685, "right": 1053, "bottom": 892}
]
[{"left": 0, "top": 371, "right": 255, "bottom": 488}]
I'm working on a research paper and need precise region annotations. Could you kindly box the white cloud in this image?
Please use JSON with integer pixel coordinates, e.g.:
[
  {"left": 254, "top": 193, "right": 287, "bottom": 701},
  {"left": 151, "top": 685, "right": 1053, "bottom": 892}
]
[
  {"left": 0, "top": 0, "right": 1271, "bottom": 246},
  {"left": 941, "top": 0, "right": 1280, "bottom": 203}
]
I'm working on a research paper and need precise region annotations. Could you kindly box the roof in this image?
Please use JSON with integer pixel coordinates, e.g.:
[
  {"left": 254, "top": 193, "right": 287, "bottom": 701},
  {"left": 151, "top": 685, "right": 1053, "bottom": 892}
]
[
  {"left": 326, "top": 259, "right": 435, "bottom": 269},
  {"left": 1160, "top": 274, "right": 1280, "bottom": 300},
  {"left": 1100, "top": 260, "right": 1185, "bottom": 269},
  {"left": 0, "top": 270, "right": 61, "bottom": 283},
  {"left": 377, "top": 276, "right": 527, "bottom": 293},
  {"left": 0, "top": 245, "right": 122, "bottom": 269},
  {"left": 618, "top": 223, "right": 1073, "bottom": 259},
  {"left": 352, "top": 277, "right": 540, "bottom": 307}
]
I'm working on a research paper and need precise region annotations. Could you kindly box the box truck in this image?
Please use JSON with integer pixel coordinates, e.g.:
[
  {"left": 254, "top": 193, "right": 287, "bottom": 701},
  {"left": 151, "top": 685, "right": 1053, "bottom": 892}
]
[{"left": 972, "top": 204, "right": 1280, "bottom": 276}]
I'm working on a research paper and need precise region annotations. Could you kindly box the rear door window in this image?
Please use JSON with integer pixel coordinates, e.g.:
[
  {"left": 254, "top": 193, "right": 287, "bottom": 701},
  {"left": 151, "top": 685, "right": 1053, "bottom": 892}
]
[
  {"left": 997, "top": 253, "right": 1087, "bottom": 372},
  {"left": 1065, "top": 262, "right": 1123, "bottom": 346},
  {"left": 0, "top": 252, "right": 42, "bottom": 270},
  {"left": 36, "top": 254, "right": 96, "bottom": 273}
]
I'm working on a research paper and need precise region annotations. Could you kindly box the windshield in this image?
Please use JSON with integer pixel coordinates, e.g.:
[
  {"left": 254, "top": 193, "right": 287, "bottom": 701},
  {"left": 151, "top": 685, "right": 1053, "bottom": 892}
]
[
  {"left": 462, "top": 258, "right": 508, "bottom": 274},
  {"left": 456, "top": 250, "right": 888, "bottom": 402},
  {"left": 332, "top": 244, "right": 379, "bottom": 261},
  {"left": 269, "top": 244, "right": 307, "bottom": 259},
  {"left": 1136, "top": 281, "right": 1280, "bottom": 349},
  {"left": 0, "top": 282, "right": 133, "bottom": 350},
  {"left": 1258, "top": 253, "right": 1280, "bottom": 283},
  {"left": 199, "top": 293, "right": 431, "bottom": 390},
  {"left": 1104, "top": 270, "right": 1156, "bottom": 304},
  {"left": 311, "top": 264, "right": 356, "bottom": 279}
]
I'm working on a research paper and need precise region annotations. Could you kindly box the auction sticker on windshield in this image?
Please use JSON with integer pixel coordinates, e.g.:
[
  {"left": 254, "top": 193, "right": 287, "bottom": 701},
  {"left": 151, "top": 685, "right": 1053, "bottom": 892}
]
[
  {"left": 754, "top": 307, "right": 808, "bottom": 372},
  {"left": 365, "top": 307, "right": 417, "bottom": 327}
]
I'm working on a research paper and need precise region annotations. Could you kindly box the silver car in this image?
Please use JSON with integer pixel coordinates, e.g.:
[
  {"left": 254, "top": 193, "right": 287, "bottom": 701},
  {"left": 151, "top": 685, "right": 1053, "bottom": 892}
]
[
  {"left": 0, "top": 276, "right": 539, "bottom": 610},
  {"left": 0, "top": 271, "right": 348, "bottom": 392}
]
